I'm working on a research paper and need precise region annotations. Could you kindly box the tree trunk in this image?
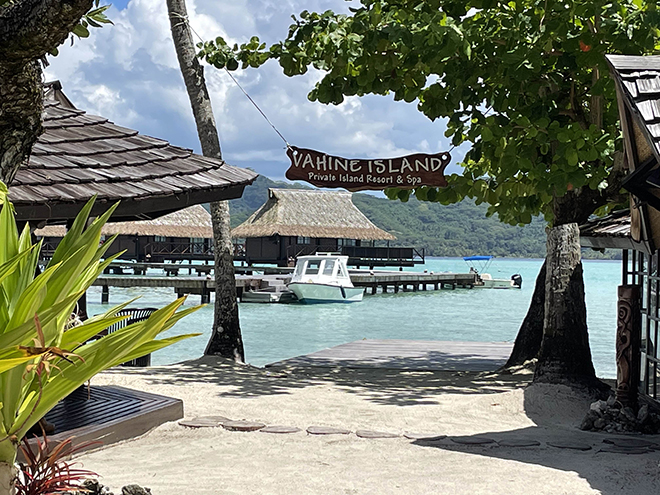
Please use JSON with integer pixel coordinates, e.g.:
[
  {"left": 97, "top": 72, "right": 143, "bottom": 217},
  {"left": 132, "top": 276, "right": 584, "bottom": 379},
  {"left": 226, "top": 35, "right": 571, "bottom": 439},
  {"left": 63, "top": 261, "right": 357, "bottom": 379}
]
[
  {"left": 0, "top": 461, "right": 16, "bottom": 495},
  {"left": 0, "top": 0, "right": 95, "bottom": 186},
  {"left": 0, "top": 61, "right": 42, "bottom": 185},
  {"left": 205, "top": 201, "right": 244, "bottom": 359},
  {"left": 166, "top": 0, "right": 244, "bottom": 362},
  {"left": 533, "top": 223, "right": 608, "bottom": 394},
  {"left": 504, "top": 261, "right": 546, "bottom": 368},
  {"left": 0, "top": 436, "right": 17, "bottom": 495}
]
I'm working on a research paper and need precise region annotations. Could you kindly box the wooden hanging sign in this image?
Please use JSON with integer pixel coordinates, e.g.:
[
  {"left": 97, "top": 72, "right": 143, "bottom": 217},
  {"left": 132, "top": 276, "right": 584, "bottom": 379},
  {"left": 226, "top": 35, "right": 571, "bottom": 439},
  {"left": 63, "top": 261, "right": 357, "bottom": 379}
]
[{"left": 285, "top": 146, "right": 451, "bottom": 191}]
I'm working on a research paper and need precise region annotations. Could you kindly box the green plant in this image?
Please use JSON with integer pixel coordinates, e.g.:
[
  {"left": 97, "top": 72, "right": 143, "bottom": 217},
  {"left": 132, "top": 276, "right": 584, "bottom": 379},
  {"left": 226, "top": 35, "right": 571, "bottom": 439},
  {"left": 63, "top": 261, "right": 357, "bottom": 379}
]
[
  {"left": 0, "top": 182, "right": 200, "bottom": 493},
  {"left": 16, "top": 436, "right": 98, "bottom": 495}
]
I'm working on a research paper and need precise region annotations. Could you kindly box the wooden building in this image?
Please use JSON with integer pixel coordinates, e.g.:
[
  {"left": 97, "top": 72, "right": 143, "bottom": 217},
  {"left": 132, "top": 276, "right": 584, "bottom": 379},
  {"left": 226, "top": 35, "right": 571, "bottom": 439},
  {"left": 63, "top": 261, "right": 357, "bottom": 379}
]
[
  {"left": 10, "top": 81, "right": 257, "bottom": 226},
  {"left": 35, "top": 204, "right": 214, "bottom": 263},
  {"left": 580, "top": 55, "right": 660, "bottom": 407},
  {"left": 232, "top": 188, "right": 424, "bottom": 267}
]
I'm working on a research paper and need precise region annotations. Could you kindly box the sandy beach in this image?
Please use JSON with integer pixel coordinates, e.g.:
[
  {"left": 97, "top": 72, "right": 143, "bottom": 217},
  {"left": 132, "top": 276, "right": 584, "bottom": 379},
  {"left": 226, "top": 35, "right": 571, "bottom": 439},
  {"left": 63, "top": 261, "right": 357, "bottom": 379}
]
[{"left": 78, "top": 357, "right": 660, "bottom": 494}]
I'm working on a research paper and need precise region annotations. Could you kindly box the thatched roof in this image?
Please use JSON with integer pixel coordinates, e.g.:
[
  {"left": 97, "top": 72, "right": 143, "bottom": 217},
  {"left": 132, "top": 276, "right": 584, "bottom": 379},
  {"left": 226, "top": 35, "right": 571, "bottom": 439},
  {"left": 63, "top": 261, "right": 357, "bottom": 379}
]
[
  {"left": 9, "top": 81, "right": 257, "bottom": 224},
  {"left": 232, "top": 189, "right": 395, "bottom": 240},
  {"left": 35, "top": 204, "right": 213, "bottom": 239}
]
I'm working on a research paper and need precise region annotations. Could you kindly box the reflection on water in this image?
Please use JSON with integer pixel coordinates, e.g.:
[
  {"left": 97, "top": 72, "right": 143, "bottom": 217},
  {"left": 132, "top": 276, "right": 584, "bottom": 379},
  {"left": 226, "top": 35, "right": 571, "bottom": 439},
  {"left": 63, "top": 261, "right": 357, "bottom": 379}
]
[{"left": 86, "top": 257, "right": 621, "bottom": 378}]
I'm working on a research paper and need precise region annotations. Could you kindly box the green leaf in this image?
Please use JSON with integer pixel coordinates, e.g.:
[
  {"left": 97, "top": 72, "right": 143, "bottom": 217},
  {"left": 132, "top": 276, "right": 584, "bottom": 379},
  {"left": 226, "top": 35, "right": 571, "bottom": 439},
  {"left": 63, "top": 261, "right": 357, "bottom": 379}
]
[
  {"left": 565, "top": 147, "right": 579, "bottom": 167},
  {"left": 72, "top": 23, "right": 90, "bottom": 38}
]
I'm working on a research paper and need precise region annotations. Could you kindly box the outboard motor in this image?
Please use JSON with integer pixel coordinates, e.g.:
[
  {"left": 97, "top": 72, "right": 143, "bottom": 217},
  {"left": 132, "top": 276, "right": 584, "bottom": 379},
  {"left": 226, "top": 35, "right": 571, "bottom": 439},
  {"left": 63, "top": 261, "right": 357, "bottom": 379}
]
[{"left": 511, "top": 274, "right": 523, "bottom": 289}]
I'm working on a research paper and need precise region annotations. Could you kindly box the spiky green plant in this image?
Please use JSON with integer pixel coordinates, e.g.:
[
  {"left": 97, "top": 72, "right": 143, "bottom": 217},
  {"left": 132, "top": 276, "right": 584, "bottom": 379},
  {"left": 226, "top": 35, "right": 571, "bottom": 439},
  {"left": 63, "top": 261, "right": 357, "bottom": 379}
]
[{"left": 0, "top": 182, "right": 201, "bottom": 494}]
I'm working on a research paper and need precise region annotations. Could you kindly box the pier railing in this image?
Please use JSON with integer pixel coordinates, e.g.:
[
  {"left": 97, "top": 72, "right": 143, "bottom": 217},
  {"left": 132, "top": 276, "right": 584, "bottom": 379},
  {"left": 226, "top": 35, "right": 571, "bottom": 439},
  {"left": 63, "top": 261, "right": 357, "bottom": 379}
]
[
  {"left": 285, "top": 244, "right": 425, "bottom": 267},
  {"left": 142, "top": 240, "right": 213, "bottom": 261}
]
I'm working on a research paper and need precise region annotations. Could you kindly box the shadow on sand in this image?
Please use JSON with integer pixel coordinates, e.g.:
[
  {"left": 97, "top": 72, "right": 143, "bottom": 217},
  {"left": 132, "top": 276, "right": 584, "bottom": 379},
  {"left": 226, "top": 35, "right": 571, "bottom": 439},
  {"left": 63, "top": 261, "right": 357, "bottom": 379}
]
[
  {"left": 409, "top": 385, "right": 660, "bottom": 495},
  {"left": 103, "top": 358, "right": 660, "bottom": 493},
  {"left": 105, "top": 355, "right": 526, "bottom": 406}
]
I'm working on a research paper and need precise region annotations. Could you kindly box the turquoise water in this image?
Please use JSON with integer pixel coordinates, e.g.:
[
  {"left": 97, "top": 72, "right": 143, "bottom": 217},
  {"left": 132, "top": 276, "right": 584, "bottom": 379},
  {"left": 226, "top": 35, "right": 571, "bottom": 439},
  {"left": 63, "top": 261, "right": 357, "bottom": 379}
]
[{"left": 87, "top": 257, "right": 621, "bottom": 378}]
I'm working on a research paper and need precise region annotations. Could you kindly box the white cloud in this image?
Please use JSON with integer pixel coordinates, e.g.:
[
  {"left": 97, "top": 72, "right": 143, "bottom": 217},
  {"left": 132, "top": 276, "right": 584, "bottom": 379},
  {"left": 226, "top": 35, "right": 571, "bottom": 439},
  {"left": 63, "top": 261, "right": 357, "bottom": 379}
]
[{"left": 44, "top": 0, "right": 458, "bottom": 180}]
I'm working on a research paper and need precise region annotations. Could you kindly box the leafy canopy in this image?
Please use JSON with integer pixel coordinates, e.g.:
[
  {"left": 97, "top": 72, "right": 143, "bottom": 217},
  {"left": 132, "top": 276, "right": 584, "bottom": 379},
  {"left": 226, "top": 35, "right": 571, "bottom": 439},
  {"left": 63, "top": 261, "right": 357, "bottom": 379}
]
[{"left": 200, "top": 0, "right": 660, "bottom": 225}]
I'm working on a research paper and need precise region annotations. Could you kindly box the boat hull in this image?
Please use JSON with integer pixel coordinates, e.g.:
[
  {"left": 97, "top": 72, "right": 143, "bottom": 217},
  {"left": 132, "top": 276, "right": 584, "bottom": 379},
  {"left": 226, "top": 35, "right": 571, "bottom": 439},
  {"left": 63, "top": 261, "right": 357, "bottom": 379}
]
[
  {"left": 241, "top": 289, "right": 298, "bottom": 304},
  {"left": 477, "top": 279, "right": 518, "bottom": 289},
  {"left": 288, "top": 283, "right": 364, "bottom": 303}
]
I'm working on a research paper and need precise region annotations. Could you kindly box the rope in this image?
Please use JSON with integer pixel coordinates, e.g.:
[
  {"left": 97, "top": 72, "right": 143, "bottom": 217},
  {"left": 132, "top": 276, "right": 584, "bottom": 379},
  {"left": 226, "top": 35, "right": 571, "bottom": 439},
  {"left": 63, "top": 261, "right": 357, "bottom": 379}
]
[
  {"left": 168, "top": 11, "right": 290, "bottom": 147},
  {"left": 222, "top": 69, "right": 290, "bottom": 146}
]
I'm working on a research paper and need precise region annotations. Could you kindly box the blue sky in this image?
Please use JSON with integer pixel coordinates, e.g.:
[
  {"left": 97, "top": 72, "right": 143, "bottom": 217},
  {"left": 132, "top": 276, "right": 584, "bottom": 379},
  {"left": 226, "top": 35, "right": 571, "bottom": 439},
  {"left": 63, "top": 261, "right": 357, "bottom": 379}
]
[{"left": 46, "top": 0, "right": 465, "bottom": 182}]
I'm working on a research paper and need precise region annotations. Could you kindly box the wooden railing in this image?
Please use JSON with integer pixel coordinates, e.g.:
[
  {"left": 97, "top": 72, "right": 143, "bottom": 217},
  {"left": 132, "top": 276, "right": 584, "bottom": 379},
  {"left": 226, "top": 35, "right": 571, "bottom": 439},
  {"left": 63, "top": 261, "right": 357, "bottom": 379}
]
[{"left": 285, "top": 244, "right": 425, "bottom": 265}]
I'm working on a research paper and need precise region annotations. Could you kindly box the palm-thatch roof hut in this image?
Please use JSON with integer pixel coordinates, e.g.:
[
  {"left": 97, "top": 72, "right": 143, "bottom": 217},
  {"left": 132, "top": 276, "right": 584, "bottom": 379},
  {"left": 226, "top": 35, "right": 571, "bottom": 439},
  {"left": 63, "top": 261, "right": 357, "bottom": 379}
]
[
  {"left": 36, "top": 205, "right": 214, "bottom": 262},
  {"left": 232, "top": 189, "right": 423, "bottom": 267},
  {"left": 232, "top": 189, "right": 395, "bottom": 240}
]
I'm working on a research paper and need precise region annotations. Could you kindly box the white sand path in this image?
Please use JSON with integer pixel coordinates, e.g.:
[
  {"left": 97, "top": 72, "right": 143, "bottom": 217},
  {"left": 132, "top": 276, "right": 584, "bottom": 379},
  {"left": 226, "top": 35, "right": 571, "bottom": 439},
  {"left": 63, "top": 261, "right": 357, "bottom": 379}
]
[{"left": 78, "top": 357, "right": 660, "bottom": 494}]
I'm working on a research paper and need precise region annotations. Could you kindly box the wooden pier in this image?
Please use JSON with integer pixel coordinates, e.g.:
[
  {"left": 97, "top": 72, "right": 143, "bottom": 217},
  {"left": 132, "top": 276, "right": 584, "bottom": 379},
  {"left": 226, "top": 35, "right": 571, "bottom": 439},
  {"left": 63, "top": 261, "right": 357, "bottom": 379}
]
[
  {"left": 103, "top": 261, "right": 292, "bottom": 277},
  {"left": 267, "top": 339, "right": 514, "bottom": 372},
  {"left": 92, "top": 270, "right": 479, "bottom": 303},
  {"left": 350, "top": 271, "right": 477, "bottom": 294}
]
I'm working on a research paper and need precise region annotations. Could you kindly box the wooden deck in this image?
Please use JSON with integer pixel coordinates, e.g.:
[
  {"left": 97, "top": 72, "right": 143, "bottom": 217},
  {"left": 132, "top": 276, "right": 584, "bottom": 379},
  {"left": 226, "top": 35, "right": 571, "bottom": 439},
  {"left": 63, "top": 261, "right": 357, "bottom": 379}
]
[
  {"left": 35, "top": 385, "right": 183, "bottom": 454},
  {"left": 92, "top": 270, "right": 479, "bottom": 303},
  {"left": 266, "top": 340, "right": 514, "bottom": 372}
]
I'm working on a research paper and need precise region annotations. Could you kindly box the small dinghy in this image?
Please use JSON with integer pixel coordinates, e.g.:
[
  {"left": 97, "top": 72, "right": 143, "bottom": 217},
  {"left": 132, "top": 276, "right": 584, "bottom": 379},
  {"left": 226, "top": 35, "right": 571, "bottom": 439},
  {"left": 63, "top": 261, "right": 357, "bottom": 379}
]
[
  {"left": 463, "top": 256, "right": 522, "bottom": 289},
  {"left": 288, "top": 253, "right": 364, "bottom": 304}
]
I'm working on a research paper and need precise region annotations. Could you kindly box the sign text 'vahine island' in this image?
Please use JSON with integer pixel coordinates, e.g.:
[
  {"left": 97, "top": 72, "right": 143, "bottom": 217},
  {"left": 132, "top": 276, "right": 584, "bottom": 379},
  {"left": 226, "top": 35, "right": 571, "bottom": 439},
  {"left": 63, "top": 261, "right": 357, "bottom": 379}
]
[{"left": 285, "top": 146, "right": 451, "bottom": 191}]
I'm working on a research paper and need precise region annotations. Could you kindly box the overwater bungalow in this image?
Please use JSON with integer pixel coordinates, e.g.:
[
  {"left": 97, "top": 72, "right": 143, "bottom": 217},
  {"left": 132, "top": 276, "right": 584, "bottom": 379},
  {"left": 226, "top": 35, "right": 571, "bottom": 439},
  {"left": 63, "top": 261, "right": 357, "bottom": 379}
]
[
  {"left": 231, "top": 188, "right": 424, "bottom": 268},
  {"left": 36, "top": 204, "right": 214, "bottom": 263},
  {"left": 580, "top": 55, "right": 660, "bottom": 407}
]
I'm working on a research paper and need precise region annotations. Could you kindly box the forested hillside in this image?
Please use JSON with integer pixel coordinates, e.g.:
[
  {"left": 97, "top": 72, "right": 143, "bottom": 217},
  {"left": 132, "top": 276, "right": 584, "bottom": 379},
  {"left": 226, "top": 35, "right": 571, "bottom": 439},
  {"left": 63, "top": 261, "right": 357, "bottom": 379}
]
[{"left": 228, "top": 175, "right": 613, "bottom": 259}]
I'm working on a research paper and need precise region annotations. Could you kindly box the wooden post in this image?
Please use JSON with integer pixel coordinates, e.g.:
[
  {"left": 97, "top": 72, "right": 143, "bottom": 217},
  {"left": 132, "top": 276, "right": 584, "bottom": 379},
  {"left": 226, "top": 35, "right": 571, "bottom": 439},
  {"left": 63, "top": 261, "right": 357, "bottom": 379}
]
[
  {"left": 394, "top": 284, "right": 399, "bottom": 293},
  {"left": 77, "top": 291, "right": 89, "bottom": 320},
  {"left": 616, "top": 285, "right": 641, "bottom": 408},
  {"left": 371, "top": 285, "right": 377, "bottom": 295},
  {"left": 201, "top": 287, "right": 211, "bottom": 304},
  {"left": 101, "top": 285, "right": 109, "bottom": 304}
]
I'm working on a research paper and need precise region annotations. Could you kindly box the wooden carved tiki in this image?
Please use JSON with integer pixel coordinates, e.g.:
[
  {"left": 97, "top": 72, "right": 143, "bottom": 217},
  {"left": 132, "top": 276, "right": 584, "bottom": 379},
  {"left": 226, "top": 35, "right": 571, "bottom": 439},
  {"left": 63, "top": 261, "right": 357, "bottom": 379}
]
[{"left": 616, "top": 285, "right": 642, "bottom": 407}]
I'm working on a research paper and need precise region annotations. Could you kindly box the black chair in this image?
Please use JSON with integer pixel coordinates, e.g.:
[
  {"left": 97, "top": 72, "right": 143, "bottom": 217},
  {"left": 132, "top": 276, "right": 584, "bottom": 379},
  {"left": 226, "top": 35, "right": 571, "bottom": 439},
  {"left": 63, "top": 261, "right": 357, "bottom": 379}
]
[{"left": 103, "top": 308, "right": 158, "bottom": 367}]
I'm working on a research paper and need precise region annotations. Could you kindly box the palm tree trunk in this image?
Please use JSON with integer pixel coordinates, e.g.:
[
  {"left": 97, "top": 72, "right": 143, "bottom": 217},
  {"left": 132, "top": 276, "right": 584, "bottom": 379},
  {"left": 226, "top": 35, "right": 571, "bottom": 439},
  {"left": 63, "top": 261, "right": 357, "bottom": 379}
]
[{"left": 166, "top": 0, "right": 244, "bottom": 362}]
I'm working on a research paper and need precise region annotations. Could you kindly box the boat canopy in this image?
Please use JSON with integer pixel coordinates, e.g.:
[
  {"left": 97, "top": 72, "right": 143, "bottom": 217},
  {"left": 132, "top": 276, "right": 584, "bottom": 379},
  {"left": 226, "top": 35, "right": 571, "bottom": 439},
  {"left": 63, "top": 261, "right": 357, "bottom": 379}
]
[{"left": 463, "top": 255, "right": 494, "bottom": 261}]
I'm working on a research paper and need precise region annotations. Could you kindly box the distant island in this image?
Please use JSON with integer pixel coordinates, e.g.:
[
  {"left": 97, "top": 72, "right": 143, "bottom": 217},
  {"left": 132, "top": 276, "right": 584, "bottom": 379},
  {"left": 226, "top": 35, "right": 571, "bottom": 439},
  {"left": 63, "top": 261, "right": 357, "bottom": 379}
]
[{"left": 228, "top": 175, "right": 618, "bottom": 260}]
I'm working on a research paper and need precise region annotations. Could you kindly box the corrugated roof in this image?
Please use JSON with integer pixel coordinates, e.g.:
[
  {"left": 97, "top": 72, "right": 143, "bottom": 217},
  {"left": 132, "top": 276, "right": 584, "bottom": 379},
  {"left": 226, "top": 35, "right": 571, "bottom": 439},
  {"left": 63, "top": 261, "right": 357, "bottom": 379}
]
[
  {"left": 35, "top": 204, "right": 213, "bottom": 239},
  {"left": 231, "top": 188, "right": 396, "bottom": 240},
  {"left": 9, "top": 81, "right": 257, "bottom": 223}
]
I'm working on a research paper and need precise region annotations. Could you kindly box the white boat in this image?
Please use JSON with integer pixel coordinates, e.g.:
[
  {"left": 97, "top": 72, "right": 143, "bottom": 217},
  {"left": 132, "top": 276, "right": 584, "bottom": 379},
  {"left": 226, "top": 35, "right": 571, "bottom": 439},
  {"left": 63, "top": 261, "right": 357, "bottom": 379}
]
[
  {"left": 463, "top": 256, "right": 522, "bottom": 289},
  {"left": 288, "top": 253, "right": 364, "bottom": 303}
]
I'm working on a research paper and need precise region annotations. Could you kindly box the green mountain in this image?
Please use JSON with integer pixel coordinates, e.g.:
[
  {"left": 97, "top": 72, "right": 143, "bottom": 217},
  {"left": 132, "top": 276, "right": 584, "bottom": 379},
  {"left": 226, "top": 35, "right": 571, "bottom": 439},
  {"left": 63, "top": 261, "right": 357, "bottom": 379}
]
[{"left": 229, "top": 175, "right": 615, "bottom": 259}]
